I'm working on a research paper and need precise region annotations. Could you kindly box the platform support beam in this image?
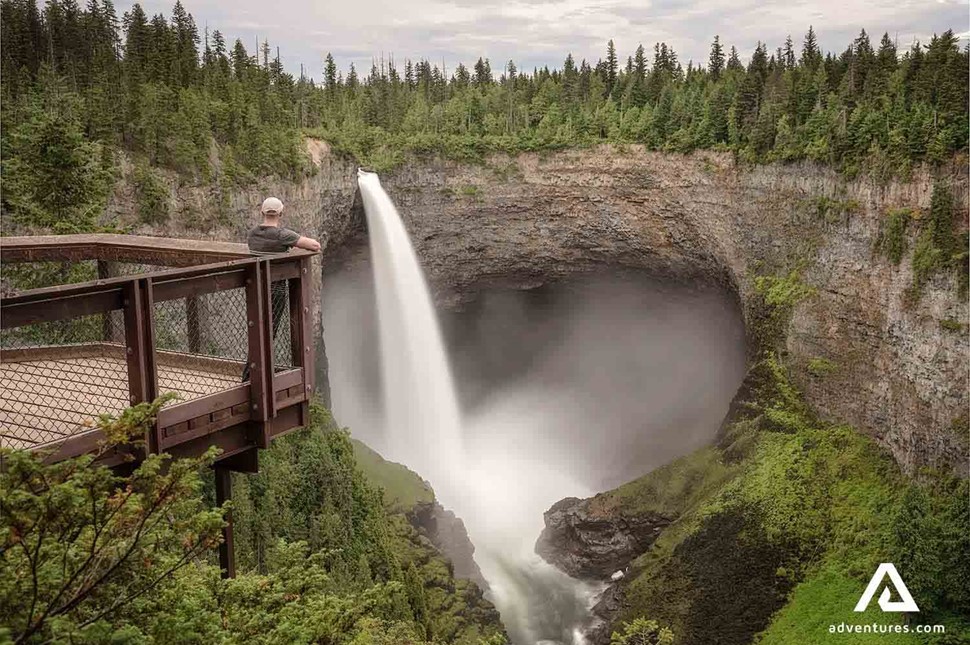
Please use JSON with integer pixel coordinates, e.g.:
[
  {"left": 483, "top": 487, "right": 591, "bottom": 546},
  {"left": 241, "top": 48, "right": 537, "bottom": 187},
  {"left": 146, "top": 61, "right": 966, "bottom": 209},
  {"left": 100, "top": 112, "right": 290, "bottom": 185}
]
[{"left": 214, "top": 467, "right": 235, "bottom": 579}]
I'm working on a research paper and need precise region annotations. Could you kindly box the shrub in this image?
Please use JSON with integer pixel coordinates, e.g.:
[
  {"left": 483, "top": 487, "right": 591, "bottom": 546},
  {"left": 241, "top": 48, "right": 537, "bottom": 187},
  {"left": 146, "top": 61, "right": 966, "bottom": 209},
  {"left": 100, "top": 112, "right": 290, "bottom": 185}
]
[
  {"left": 940, "top": 318, "right": 964, "bottom": 333},
  {"left": 878, "top": 208, "right": 913, "bottom": 265},
  {"left": 611, "top": 618, "right": 675, "bottom": 645},
  {"left": 807, "top": 357, "right": 837, "bottom": 377},
  {"left": 133, "top": 163, "right": 171, "bottom": 225}
]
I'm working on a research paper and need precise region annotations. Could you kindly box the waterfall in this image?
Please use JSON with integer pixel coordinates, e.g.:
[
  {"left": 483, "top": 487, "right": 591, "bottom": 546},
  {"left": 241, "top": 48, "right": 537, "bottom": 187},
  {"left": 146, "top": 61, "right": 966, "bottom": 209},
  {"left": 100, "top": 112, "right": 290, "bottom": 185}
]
[
  {"left": 357, "top": 170, "right": 462, "bottom": 494},
  {"left": 357, "top": 170, "right": 600, "bottom": 644}
]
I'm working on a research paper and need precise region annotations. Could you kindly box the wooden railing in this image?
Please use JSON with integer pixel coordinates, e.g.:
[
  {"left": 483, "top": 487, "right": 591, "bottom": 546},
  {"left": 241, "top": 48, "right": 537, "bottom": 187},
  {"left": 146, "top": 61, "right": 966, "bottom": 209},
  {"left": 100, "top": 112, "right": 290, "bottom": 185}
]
[{"left": 0, "top": 235, "right": 316, "bottom": 466}]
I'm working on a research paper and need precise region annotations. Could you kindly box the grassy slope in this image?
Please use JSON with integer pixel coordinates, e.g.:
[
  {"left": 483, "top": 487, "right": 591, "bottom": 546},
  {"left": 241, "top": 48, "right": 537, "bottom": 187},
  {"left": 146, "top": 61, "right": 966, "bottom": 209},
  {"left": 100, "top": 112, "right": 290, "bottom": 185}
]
[
  {"left": 351, "top": 439, "right": 435, "bottom": 512},
  {"left": 600, "top": 356, "right": 969, "bottom": 645}
]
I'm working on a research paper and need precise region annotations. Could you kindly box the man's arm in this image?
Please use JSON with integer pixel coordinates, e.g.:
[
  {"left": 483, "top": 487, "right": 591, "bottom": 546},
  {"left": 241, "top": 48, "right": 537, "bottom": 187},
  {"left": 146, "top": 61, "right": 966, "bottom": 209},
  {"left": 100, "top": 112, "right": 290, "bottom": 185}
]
[{"left": 294, "top": 236, "right": 321, "bottom": 252}]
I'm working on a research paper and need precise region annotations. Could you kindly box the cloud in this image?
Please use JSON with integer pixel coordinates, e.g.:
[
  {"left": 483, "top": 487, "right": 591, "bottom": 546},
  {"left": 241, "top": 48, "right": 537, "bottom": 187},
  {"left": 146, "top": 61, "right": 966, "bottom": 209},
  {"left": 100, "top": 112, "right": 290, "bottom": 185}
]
[{"left": 116, "top": 0, "right": 969, "bottom": 80}]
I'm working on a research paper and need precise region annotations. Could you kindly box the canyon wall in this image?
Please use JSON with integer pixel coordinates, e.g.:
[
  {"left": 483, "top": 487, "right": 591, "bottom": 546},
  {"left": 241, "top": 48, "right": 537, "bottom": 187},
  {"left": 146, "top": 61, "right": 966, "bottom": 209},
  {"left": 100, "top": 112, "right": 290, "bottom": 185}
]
[{"left": 109, "top": 143, "right": 968, "bottom": 475}]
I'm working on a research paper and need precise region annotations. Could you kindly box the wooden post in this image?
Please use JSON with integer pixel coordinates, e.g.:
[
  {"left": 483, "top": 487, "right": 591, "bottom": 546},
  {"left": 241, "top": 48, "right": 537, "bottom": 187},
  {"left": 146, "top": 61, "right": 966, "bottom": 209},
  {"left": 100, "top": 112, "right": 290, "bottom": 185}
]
[
  {"left": 214, "top": 468, "right": 235, "bottom": 579},
  {"left": 289, "top": 256, "right": 314, "bottom": 413},
  {"left": 245, "top": 261, "right": 271, "bottom": 447},
  {"left": 261, "top": 260, "right": 277, "bottom": 420},
  {"left": 97, "top": 260, "right": 115, "bottom": 342},
  {"left": 186, "top": 296, "right": 202, "bottom": 354},
  {"left": 123, "top": 277, "right": 159, "bottom": 452}
]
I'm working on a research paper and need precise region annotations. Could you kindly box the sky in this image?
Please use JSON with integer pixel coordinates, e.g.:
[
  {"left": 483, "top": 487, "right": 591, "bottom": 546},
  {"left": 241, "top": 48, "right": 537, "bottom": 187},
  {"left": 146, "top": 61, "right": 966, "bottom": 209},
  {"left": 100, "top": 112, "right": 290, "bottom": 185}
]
[{"left": 119, "top": 0, "right": 970, "bottom": 81}]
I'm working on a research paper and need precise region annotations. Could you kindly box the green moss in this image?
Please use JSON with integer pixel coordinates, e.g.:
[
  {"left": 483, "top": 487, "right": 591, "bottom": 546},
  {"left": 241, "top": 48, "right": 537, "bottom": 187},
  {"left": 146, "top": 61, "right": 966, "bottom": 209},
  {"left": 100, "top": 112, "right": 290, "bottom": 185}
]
[
  {"left": 878, "top": 208, "right": 914, "bottom": 265},
  {"left": 751, "top": 270, "right": 817, "bottom": 345},
  {"left": 754, "top": 271, "right": 816, "bottom": 310},
  {"left": 593, "top": 447, "right": 738, "bottom": 519},
  {"left": 940, "top": 318, "right": 965, "bottom": 333},
  {"left": 808, "top": 195, "right": 861, "bottom": 223},
  {"left": 758, "top": 564, "right": 920, "bottom": 645},
  {"left": 807, "top": 357, "right": 838, "bottom": 377},
  {"left": 607, "top": 355, "right": 969, "bottom": 644},
  {"left": 352, "top": 439, "right": 434, "bottom": 512}
]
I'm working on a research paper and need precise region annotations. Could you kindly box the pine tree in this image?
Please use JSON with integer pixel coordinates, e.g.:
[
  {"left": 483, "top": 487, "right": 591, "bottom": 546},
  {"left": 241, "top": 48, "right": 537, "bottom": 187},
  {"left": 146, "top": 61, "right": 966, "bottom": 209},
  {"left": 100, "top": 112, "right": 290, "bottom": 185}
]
[
  {"left": 230, "top": 38, "right": 248, "bottom": 79},
  {"left": 632, "top": 44, "right": 647, "bottom": 106},
  {"left": 783, "top": 35, "right": 796, "bottom": 69},
  {"left": 170, "top": 0, "right": 198, "bottom": 87},
  {"left": 801, "top": 26, "right": 822, "bottom": 69},
  {"left": 473, "top": 57, "right": 491, "bottom": 88},
  {"left": 324, "top": 52, "right": 337, "bottom": 96},
  {"left": 709, "top": 35, "right": 725, "bottom": 80},
  {"left": 606, "top": 39, "right": 618, "bottom": 95}
]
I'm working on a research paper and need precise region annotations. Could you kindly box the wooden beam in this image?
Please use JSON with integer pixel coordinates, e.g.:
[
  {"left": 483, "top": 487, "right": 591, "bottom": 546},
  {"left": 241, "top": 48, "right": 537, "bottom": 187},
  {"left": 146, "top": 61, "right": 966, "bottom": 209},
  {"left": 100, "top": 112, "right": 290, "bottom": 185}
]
[
  {"left": 214, "top": 468, "right": 236, "bottom": 579},
  {"left": 123, "top": 279, "right": 159, "bottom": 452},
  {"left": 245, "top": 263, "right": 270, "bottom": 448},
  {"left": 1, "top": 288, "right": 125, "bottom": 329},
  {"left": 217, "top": 447, "right": 258, "bottom": 473}
]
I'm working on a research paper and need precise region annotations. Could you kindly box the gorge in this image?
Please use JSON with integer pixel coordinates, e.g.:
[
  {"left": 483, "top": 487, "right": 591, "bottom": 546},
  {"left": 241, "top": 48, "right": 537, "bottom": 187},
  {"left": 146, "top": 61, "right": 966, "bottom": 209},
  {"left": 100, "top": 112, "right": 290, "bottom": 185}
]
[
  {"left": 2, "top": 3, "right": 968, "bottom": 639},
  {"left": 60, "top": 145, "right": 970, "bottom": 642},
  {"left": 120, "top": 143, "right": 967, "bottom": 476}
]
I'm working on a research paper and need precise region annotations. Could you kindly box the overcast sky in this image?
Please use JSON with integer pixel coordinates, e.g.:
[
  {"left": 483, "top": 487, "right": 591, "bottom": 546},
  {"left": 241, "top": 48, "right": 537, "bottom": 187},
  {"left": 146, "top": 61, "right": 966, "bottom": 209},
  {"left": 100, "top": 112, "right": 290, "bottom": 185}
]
[{"left": 119, "top": 0, "right": 969, "bottom": 81}]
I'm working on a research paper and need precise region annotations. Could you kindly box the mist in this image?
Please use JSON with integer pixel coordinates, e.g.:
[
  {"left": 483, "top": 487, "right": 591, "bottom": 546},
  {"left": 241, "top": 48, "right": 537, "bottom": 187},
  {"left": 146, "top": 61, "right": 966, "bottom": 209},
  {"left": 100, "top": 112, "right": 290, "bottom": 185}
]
[
  {"left": 325, "top": 267, "right": 747, "bottom": 490},
  {"left": 323, "top": 259, "right": 746, "bottom": 643}
]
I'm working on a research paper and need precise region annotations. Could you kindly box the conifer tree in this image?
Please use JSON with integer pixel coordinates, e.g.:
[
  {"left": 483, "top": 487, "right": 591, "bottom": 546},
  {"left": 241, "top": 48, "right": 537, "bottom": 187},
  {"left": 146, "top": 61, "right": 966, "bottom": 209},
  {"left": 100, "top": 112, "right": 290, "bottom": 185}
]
[
  {"left": 709, "top": 35, "right": 725, "bottom": 80},
  {"left": 606, "top": 39, "right": 618, "bottom": 95}
]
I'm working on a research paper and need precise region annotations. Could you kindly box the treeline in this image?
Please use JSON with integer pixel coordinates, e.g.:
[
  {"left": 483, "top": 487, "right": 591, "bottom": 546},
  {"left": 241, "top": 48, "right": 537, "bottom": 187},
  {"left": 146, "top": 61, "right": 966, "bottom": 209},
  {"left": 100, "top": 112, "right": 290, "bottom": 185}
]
[
  {"left": 1, "top": 0, "right": 968, "bottom": 229},
  {"left": 325, "top": 29, "right": 969, "bottom": 175}
]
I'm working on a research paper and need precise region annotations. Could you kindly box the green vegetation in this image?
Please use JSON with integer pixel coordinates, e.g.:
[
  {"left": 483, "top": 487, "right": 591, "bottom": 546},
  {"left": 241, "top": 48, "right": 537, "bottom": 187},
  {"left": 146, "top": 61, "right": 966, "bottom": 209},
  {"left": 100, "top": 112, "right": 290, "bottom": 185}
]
[
  {"left": 0, "top": 403, "right": 505, "bottom": 644},
  {"left": 877, "top": 207, "right": 914, "bottom": 265},
  {"left": 939, "top": 318, "right": 964, "bottom": 333},
  {"left": 759, "top": 564, "right": 926, "bottom": 644},
  {"left": 133, "top": 162, "right": 171, "bottom": 224},
  {"left": 352, "top": 439, "right": 435, "bottom": 513},
  {"left": 2, "top": 2, "right": 968, "bottom": 234},
  {"left": 1, "top": 90, "right": 114, "bottom": 232},
  {"left": 906, "top": 180, "right": 967, "bottom": 302},
  {"left": 809, "top": 196, "right": 861, "bottom": 223},
  {"left": 604, "top": 354, "right": 969, "bottom": 645},
  {"left": 610, "top": 618, "right": 675, "bottom": 645},
  {"left": 751, "top": 269, "right": 816, "bottom": 341},
  {"left": 807, "top": 357, "right": 837, "bottom": 377}
]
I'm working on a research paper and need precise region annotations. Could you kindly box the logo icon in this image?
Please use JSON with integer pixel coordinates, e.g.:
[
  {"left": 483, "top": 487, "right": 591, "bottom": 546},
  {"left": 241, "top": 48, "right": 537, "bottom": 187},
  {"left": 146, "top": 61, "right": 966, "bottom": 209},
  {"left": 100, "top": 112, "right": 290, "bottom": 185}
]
[{"left": 854, "top": 563, "right": 919, "bottom": 613}]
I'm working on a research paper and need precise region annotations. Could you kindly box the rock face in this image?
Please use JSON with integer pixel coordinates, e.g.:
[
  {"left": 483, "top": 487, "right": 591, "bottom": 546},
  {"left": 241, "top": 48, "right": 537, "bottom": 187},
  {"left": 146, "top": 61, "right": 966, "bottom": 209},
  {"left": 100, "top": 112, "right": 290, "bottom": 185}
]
[
  {"left": 90, "top": 143, "right": 967, "bottom": 475},
  {"left": 535, "top": 496, "right": 671, "bottom": 579},
  {"left": 408, "top": 500, "right": 490, "bottom": 592}
]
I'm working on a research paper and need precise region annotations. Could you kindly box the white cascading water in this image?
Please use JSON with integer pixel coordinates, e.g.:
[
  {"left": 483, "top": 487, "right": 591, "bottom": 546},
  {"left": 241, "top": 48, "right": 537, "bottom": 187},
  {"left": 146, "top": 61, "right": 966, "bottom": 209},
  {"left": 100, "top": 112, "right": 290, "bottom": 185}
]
[
  {"left": 357, "top": 170, "right": 600, "bottom": 644},
  {"left": 357, "top": 170, "right": 463, "bottom": 494}
]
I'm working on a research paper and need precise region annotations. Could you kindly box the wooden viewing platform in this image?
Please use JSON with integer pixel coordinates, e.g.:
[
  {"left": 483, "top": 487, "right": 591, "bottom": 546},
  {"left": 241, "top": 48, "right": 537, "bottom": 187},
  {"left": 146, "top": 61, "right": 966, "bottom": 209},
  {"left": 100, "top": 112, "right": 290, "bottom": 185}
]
[{"left": 0, "top": 234, "right": 318, "bottom": 576}]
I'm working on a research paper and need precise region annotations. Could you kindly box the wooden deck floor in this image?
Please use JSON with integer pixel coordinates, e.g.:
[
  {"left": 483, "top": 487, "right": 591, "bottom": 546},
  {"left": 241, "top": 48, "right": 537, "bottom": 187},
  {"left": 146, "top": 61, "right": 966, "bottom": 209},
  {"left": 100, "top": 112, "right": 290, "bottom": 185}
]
[{"left": 0, "top": 353, "right": 241, "bottom": 450}]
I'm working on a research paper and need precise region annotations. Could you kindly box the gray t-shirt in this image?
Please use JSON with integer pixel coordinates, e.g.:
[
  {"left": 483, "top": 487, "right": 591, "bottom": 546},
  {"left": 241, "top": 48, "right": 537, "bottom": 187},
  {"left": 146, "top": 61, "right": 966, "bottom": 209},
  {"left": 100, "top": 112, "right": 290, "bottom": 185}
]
[{"left": 248, "top": 225, "right": 301, "bottom": 254}]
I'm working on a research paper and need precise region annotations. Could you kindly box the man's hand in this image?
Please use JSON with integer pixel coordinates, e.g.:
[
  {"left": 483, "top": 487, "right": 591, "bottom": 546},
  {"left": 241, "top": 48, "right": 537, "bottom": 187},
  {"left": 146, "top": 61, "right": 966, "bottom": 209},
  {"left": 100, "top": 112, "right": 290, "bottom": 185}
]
[{"left": 295, "top": 236, "right": 321, "bottom": 252}]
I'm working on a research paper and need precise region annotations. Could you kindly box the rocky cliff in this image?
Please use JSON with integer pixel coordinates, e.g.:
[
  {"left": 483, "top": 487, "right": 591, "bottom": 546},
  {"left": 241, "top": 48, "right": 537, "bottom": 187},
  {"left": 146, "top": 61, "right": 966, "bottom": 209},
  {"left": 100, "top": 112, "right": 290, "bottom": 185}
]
[
  {"left": 113, "top": 143, "right": 967, "bottom": 476},
  {"left": 535, "top": 496, "right": 671, "bottom": 579},
  {"left": 408, "top": 500, "right": 490, "bottom": 592}
]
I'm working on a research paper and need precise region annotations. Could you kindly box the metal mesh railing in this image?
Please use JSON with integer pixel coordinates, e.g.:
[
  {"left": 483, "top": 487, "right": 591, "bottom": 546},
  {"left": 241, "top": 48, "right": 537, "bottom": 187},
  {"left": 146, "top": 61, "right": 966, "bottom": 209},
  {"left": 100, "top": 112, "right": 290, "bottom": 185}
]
[
  {"left": 149, "top": 281, "right": 293, "bottom": 405},
  {"left": 152, "top": 287, "right": 248, "bottom": 404},
  {"left": 0, "top": 253, "right": 306, "bottom": 454},
  {"left": 0, "top": 313, "right": 129, "bottom": 449},
  {"left": 271, "top": 282, "right": 294, "bottom": 371}
]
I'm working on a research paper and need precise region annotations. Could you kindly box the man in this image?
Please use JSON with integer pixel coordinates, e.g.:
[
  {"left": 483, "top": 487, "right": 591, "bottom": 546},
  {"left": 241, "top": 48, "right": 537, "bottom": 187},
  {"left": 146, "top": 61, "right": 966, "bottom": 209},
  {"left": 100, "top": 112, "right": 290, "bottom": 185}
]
[
  {"left": 248, "top": 196, "right": 321, "bottom": 254},
  {"left": 242, "top": 197, "right": 320, "bottom": 381}
]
